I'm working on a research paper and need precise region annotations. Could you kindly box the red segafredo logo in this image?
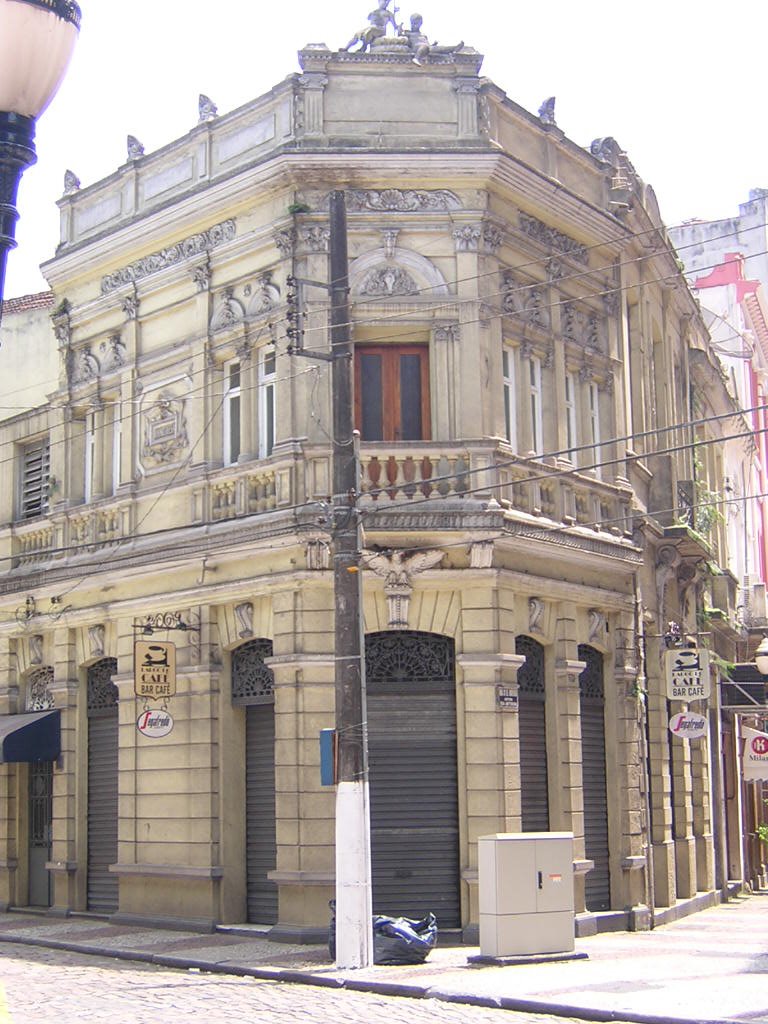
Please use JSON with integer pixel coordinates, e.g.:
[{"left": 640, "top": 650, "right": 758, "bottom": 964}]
[
  {"left": 668, "top": 712, "right": 708, "bottom": 740},
  {"left": 136, "top": 709, "right": 174, "bottom": 739}
]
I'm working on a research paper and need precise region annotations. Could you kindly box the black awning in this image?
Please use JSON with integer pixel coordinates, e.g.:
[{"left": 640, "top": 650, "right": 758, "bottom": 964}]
[{"left": 0, "top": 710, "right": 61, "bottom": 764}]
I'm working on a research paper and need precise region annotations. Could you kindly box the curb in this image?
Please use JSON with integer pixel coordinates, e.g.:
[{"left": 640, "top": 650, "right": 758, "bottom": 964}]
[{"left": 0, "top": 930, "right": 741, "bottom": 1024}]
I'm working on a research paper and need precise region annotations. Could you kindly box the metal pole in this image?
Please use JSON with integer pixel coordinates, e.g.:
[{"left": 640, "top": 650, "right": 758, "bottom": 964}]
[{"left": 330, "top": 190, "right": 373, "bottom": 969}]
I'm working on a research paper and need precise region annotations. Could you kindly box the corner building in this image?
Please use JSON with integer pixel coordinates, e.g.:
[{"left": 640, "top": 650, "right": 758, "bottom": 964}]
[{"left": 0, "top": 14, "right": 739, "bottom": 938}]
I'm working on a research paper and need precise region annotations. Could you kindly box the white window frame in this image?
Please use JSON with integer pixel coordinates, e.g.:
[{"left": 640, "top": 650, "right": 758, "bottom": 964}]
[
  {"left": 19, "top": 436, "right": 50, "bottom": 521},
  {"left": 589, "top": 381, "right": 602, "bottom": 478},
  {"left": 502, "top": 346, "right": 517, "bottom": 452},
  {"left": 528, "top": 355, "right": 543, "bottom": 456},
  {"left": 223, "top": 360, "right": 241, "bottom": 466},
  {"left": 84, "top": 412, "right": 95, "bottom": 504},
  {"left": 259, "top": 349, "right": 277, "bottom": 459},
  {"left": 111, "top": 403, "right": 122, "bottom": 496},
  {"left": 564, "top": 371, "right": 578, "bottom": 465}
]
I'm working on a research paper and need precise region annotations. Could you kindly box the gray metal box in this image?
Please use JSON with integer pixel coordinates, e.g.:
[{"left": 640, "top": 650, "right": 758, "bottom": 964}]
[{"left": 478, "top": 832, "right": 575, "bottom": 956}]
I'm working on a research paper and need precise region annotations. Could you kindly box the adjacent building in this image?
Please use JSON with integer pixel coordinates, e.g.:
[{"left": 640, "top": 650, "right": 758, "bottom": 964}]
[{"left": 0, "top": 9, "right": 749, "bottom": 938}]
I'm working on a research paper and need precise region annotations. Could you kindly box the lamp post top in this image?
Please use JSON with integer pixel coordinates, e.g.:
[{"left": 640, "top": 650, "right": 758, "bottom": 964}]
[{"left": 13, "top": 0, "right": 82, "bottom": 29}]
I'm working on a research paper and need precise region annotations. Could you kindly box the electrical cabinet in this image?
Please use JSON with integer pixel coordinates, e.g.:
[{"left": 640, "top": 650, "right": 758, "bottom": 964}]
[{"left": 478, "top": 832, "right": 575, "bottom": 957}]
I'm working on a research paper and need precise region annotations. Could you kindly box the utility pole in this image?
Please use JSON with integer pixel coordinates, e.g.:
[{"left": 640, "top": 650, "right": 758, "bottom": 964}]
[{"left": 329, "top": 190, "right": 373, "bottom": 969}]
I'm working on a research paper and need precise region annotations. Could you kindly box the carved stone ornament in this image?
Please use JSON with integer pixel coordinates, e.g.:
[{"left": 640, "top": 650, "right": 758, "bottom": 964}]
[
  {"left": 121, "top": 294, "right": 139, "bottom": 321},
  {"left": 470, "top": 541, "right": 494, "bottom": 569},
  {"left": 127, "top": 135, "right": 145, "bottom": 160},
  {"left": 433, "top": 323, "right": 460, "bottom": 344},
  {"left": 101, "top": 220, "right": 236, "bottom": 294},
  {"left": 365, "top": 548, "right": 444, "bottom": 629},
  {"left": 69, "top": 345, "right": 100, "bottom": 386},
  {"left": 88, "top": 624, "right": 106, "bottom": 659},
  {"left": 655, "top": 545, "right": 681, "bottom": 625},
  {"left": 199, "top": 93, "right": 218, "bottom": 123},
  {"left": 247, "top": 273, "right": 281, "bottom": 316},
  {"left": 100, "top": 334, "right": 127, "bottom": 374},
  {"left": 483, "top": 224, "right": 503, "bottom": 254},
  {"left": 210, "top": 288, "right": 245, "bottom": 332},
  {"left": 142, "top": 394, "right": 189, "bottom": 466},
  {"left": 563, "top": 302, "right": 601, "bottom": 350},
  {"left": 345, "top": 188, "right": 462, "bottom": 213},
  {"left": 192, "top": 262, "right": 211, "bottom": 293},
  {"left": 529, "top": 596, "right": 544, "bottom": 634},
  {"left": 29, "top": 635, "right": 44, "bottom": 666},
  {"left": 52, "top": 301, "right": 72, "bottom": 349},
  {"left": 235, "top": 602, "right": 254, "bottom": 639},
  {"left": 273, "top": 229, "right": 296, "bottom": 259},
  {"left": 360, "top": 265, "right": 418, "bottom": 297},
  {"left": 588, "top": 609, "right": 606, "bottom": 644},
  {"left": 26, "top": 667, "right": 54, "bottom": 712},
  {"left": 382, "top": 228, "right": 400, "bottom": 258},
  {"left": 519, "top": 212, "right": 589, "bottom": 265},
  {"left": 602, "top": 289, "right": 621, "bottom": 317},
  {"left": 453, "top": 225, "right": 482, "bottom": 253},
  {"left": 502, "top": 272, "right": 550, "bottom": 330},
  {"left": 306, "top": 539, "right": 332, "bottom": 570},
  {"left": 63, "top": 169, "right": 81, "bottom": 195},
  {"left": 299, "top": 226, "right": 330, "bottom": 253},
  {"left": 538, "top": 97, "right": 557, "bottom": 126}
]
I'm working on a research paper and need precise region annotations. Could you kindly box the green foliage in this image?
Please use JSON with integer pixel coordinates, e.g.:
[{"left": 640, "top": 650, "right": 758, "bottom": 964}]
[{"left": 288, "top": 202, "right": 311, "bottom": 215}]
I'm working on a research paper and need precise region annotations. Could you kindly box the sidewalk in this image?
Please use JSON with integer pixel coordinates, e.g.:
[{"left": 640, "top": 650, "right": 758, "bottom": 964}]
[{"left": 0, "top": 892, "right": 767, "bottom": 1024}]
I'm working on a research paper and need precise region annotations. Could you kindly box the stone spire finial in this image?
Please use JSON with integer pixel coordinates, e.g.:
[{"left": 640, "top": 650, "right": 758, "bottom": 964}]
[
  {"left": 198, "top": 94, "right": 218, "bottom": 123},
  {"left": 127, "top": 135, "right": 145, "bottom": 161},
  {"left": 63, "top": 169, "right": 81, "bottom": 195}
]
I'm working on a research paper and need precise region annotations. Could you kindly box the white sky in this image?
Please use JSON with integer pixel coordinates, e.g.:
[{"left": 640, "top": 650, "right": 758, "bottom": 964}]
[{"left": 5, "top": 0, "right": 767, "bottom": 298}]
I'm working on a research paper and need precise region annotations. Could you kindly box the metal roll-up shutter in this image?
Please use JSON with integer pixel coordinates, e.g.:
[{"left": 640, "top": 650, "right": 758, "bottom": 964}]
[
  {"left": 579, "top": 645, "right": 610, "bottom": 912},
  {"left": 87, "top": 658, "right": 119, "bottom": 914},
  {"left": 366, "top": 631, "right": 460, "bottom": 928},
  {"left": 233, "top": 639, "right": 278, "bottom": 926},
  {"left": 516, "top": 636, "right": 550, "bottom": 832},
  {"left": 245, "top": 704, "right": 278, "bottom": 924}
]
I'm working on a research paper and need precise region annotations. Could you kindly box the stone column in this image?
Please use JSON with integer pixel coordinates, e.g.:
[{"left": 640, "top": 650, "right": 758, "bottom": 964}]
[
  {"left": 645, "top": 633, "right": 676, "bottom": 907},
  {"left": 298, "top": 73, "right": 328, "bottom": 138},
  {"left": 48, "top": 626, "right": 81, "bottom": 913},
  {"left": 267, "top": 583, "right": 336, "bottom": 943},
  {"left": 551, "top": 605, "right": 589, "bottom": 914},
  {"left": 612, "top": 614, "right": 651, "bottom": 929},
  {"left": 0, "top": 637, "right": 19, "bottom": 909},
  {"left": 237, "top": 346, "right": 256, "bottom": 463},
  {"left": 453, "top": 78, "right": 480, "bottom": 138}
]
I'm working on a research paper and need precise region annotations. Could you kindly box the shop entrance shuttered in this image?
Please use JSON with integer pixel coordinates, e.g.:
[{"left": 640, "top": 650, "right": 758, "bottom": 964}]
[
  {"left": 578, "top": 644, "right": 611, "bottom": 912},
  {"left": 365, "top": 631, "right": 460, "bottom": 928},
  {"left": 516, "top": 636, "right": 549, "bottom": 832},
  {"left": 87, "top": 658, "right": 119, "bottom": 914},
  {"left": 233, "top": 638, "right": 277, "bottom": 925}
]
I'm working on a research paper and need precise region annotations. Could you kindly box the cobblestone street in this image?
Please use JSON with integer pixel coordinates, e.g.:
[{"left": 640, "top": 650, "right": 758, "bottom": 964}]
[{"left": 0, "top": 943, "right": 593, "bottom": 1024}]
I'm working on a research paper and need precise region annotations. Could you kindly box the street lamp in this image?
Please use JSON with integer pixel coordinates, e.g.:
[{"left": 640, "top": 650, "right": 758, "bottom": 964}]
[
  {"left": 754, "top": 636, "right": 768, "bottom": 677},
  {"left": 0, "top": 0, "right": 81, "bottom": 316}
]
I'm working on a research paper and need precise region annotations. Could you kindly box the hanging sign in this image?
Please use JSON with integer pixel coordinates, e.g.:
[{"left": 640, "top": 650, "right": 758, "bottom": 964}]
[
  {"left": 134, "top": 640, "right": 177, "bottom": 700},
  {"left": 668, "top": 711, "right": 708, "bottom": 740},
  {"left": 665, "top": 648, "right": 711, "bottom": 701},
  {"left": 136, "top": 708, "right": 175, "bottom": 739},
  {"left": 742, "top": 727, "right": 768, "bottom": 781}
]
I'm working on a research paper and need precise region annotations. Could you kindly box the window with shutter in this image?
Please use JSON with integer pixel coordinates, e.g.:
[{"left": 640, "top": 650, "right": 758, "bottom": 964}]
[{"left": 20, "top": 438, "right": 50, "bottom": 520}]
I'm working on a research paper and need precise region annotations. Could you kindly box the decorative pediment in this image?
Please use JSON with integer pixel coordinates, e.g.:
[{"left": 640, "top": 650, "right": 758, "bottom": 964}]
[
  {"left": 246, "top": 273, "right": 281, "bottom": 317},
  {"left": 349, "top": 246, "right": 449, "bottom": 298},
  {"left": 210, "top": 288, "right": 245, "bottom": 332}
]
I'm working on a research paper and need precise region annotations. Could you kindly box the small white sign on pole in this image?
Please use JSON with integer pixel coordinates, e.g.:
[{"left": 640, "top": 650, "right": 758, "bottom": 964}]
[
  {"left": 665, "top": 648, "right": 711, "bottom": 701},
  {"left": 742, "top": 727, "right": 768, "bottom": 780}
]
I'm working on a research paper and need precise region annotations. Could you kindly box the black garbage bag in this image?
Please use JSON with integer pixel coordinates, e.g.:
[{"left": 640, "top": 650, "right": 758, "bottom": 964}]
[{"left": 329, "top": 900, "right": 438, "bottom": 965}]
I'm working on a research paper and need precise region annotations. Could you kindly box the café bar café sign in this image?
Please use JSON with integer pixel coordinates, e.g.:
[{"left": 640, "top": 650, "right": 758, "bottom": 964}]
[
  {"left": 665, "top": 647, "right": 711, "bottom": 701},
  {"left": 134, "top": 640, "right": 177, "bottom": 700}
]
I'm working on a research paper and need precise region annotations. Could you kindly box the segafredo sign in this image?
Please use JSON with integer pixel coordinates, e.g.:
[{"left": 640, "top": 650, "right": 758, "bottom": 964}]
[
  {"left": 136, "top": 709, "right": 174, "bottom": 739},
  {"left": 668, "top": 711, "right": 708, "bottom": 740}
]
